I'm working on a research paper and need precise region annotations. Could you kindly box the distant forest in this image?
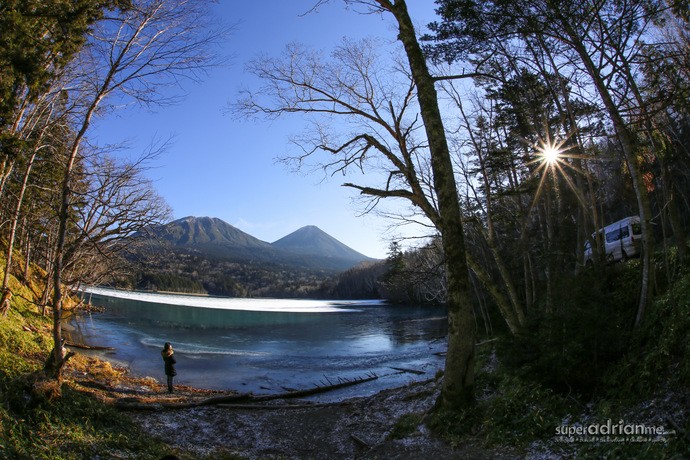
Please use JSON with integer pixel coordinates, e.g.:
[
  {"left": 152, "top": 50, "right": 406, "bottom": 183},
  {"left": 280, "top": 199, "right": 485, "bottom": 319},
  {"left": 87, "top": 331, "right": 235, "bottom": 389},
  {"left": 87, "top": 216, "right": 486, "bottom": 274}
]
[{"left": 117, "top": 247, "right": 384, "bottom": 300}]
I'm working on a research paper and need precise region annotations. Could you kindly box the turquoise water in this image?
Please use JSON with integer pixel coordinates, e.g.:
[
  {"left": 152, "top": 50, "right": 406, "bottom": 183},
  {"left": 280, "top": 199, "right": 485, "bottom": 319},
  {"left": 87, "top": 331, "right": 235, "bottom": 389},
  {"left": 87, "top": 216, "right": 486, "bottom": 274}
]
[{"left": 66, "top": 287, "right": 448, "bottom": 401}]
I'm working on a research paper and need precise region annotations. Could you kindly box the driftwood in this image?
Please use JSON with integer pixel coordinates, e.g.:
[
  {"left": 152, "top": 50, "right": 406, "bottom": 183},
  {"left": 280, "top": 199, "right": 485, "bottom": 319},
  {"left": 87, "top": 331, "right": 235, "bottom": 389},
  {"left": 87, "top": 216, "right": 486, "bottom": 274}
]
[
  {"left": 389, "top": 366, "right": 425, "bottom": 375},
  {"left": 65, "top": 341, "right": 114, "bottom": 351},
  {"left": 203, "top": 373, "right": 378, "bottom": 405},
  {"left": 115, "top": 372, "right": 379, "bottom": 411},
  {"left": 266, "top": 373, "right": 378, "bottom": 400},
  {"left": 350, "top": 433, "right": 372, "bottom": 449}
]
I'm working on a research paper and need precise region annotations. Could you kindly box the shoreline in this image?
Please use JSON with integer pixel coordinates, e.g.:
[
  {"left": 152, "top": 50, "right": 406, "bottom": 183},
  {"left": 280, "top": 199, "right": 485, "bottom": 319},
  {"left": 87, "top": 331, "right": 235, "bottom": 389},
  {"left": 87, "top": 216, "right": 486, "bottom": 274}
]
[
  {"left": 65, "top": 352, "right": 488, "bottom": 458},
  {"left": 62, "top": 295, "right": 449, "bottom": 402}
]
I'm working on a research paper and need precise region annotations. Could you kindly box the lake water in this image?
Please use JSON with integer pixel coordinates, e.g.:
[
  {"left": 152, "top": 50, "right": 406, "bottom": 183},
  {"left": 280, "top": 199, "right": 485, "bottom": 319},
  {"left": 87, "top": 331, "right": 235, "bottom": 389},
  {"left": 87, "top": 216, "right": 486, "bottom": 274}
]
[{"left": 65, "top": 287, "right": 448, "bottom": 401}]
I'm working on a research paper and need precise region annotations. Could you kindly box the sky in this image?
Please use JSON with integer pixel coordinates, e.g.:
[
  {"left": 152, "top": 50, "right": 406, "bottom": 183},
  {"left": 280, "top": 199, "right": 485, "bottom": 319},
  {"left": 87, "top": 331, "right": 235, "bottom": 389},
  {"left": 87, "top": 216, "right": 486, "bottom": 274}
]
[{"left": 91, "top": 1, "right": 440, "bottom": 259}]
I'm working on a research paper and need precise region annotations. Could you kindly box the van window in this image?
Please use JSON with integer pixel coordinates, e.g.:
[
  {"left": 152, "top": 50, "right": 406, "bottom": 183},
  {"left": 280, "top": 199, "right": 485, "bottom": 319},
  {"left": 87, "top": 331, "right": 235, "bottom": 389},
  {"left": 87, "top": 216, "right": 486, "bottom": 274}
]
[
  {"left": 606, "top": 226, "right": 629, "bottom": 243},
  {"left": 606, "top": 230, "right": 619, "bottom": 243}
]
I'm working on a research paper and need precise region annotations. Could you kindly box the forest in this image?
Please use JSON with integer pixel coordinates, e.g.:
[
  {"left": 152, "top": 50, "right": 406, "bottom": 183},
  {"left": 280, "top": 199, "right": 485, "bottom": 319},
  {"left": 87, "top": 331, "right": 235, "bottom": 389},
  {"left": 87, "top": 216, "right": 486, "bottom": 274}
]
[
  {"left": 236, "top": 0, "right": 690, "bottom": 413},
  {"left": 1, "top": 0, "right": 689, "bottom": 457}
]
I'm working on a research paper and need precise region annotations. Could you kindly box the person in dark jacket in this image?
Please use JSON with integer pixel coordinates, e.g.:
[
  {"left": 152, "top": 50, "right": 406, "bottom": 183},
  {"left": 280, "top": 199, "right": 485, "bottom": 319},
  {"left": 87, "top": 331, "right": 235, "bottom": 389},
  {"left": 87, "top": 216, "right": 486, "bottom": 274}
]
[{"left": 161, "top": 342, "right": 177, "bottom": 393}]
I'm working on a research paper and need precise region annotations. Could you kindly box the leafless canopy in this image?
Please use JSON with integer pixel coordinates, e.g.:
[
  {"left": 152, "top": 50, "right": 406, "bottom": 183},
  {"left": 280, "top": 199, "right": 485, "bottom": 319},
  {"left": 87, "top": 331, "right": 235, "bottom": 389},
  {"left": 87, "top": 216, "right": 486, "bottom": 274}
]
[{"left": 236, "top": 38, "right": 444, "bottom": 231}]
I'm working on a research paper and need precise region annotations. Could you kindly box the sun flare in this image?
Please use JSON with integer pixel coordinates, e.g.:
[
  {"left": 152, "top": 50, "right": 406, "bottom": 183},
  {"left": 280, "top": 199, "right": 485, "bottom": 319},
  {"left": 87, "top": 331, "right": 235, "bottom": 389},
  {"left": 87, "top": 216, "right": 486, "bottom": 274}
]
[
  {"left": 524, "top": 129, "right": 590, "bottom": 216},
  {"left": 540, "top": 145, "right": 561, "bottom": 165}
]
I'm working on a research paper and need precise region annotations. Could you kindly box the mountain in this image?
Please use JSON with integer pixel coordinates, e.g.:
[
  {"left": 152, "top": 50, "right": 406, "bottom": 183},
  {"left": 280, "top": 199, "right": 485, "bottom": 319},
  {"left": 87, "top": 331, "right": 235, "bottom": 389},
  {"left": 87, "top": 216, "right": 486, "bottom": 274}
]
[
  {"left": 122, "top": 216, "right": 382, "bottom": 298},
  {"left": 155, "top": 216, "right": 271, "bottom": 248},
  {"left": 146, "top": 216, "right": 274, "bottom": 261},
  {"left": 137, "top": 216, "right": 373, "bottom": 271},
  {"left": 272, "top": 225, "right": 371, "bottom": 262}
]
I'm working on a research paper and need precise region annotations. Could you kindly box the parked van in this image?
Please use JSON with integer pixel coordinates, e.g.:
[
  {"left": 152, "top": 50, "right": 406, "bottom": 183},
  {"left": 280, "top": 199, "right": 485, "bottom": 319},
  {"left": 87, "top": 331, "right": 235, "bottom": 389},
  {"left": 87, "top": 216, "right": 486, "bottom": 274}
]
[{"left": 584, "top": 216, "right": 642, "bottom": 265}]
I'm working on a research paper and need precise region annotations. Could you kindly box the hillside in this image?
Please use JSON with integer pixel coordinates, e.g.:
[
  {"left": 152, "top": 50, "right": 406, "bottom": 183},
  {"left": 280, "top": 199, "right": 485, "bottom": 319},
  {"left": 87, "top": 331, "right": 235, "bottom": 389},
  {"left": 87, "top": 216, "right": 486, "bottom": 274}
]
[
  {"left": 136, "top": 216, "right": 374, "bottom": 269},
  {"left": 141, "top": 216, "right": 277, "bottom": 262},
  {"left": 122, "top": 216, "right": 380, "bottom": 297},
  {"left": 154, "top": 216, "right": 272, "bottom": 249}
]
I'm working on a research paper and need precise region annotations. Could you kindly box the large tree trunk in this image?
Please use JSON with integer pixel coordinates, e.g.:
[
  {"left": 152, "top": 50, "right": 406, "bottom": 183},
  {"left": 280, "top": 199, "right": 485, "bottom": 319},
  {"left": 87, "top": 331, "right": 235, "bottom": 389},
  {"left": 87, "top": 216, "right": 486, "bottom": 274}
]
[
  {"left": 46, "top": 157, "right": 75, "bottom": 379},
  {"left": 383, "top": 0, "right": 476, "bottom": 407}
]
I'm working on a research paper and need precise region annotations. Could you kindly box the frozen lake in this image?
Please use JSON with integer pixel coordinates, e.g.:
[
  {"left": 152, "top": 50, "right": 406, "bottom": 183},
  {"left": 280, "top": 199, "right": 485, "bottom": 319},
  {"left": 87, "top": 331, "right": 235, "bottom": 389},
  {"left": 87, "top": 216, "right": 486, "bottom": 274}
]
[{"left": 65, "top": 287, "right": 448, "bottom": 401}]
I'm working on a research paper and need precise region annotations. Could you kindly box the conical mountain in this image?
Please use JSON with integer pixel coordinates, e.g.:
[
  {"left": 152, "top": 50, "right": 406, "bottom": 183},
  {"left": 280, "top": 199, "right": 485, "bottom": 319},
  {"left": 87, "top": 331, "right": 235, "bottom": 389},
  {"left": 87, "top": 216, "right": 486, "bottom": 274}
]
[{"left": 271, "top": 225, "right": 371, "bottom": 262}]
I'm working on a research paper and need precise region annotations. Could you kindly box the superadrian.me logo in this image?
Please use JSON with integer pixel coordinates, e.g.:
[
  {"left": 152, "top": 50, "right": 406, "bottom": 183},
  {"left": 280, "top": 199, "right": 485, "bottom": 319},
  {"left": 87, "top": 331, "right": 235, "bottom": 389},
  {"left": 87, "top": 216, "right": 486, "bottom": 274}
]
[{"left": 555, "top": 419, "right": 676, "bottom": 443}]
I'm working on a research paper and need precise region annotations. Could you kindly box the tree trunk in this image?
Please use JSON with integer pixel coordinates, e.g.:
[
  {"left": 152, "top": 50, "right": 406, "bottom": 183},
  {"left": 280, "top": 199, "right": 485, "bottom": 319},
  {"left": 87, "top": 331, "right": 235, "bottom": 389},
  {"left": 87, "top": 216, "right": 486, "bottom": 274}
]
[
  {"left": 660, "top": 157, "right": 687, "bottom": 264},
  {"left": 555, "top": 12, "right": 655, "bottom": 327},
  {"left": 383, "top": 0, "right": 476, "bottom": 407},
  {"left": 22, "top": 215, "right": 31, "bottom": 281},
  {"left": 466, "top": 254, "right": 521, "bottom": 334},
  {"left": 1, "top": 147, "right": 39, "bottom": 311},
  {"left": 46, "top": 84, "right": 104, "bottom": 378}
]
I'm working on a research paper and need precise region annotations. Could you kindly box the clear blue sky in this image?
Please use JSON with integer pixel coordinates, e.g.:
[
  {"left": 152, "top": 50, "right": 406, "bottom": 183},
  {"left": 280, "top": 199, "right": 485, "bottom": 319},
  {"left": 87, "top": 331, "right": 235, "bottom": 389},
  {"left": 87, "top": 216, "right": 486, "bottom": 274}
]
[{"left": 91, "top": 1, "right": 439, "bottom": 259}]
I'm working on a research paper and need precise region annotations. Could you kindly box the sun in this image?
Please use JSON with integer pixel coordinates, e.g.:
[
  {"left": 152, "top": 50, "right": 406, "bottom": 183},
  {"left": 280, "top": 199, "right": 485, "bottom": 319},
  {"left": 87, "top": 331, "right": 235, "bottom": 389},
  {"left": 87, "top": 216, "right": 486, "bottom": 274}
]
[
  {"left": 524, "top": 130, "right": 590, "bottom": 215},
  {"left": 535, "top": 138, "right": 565, "bottom": 167},
  {"left": 540, "top": 144, "right": 561, "bottom": 165}
]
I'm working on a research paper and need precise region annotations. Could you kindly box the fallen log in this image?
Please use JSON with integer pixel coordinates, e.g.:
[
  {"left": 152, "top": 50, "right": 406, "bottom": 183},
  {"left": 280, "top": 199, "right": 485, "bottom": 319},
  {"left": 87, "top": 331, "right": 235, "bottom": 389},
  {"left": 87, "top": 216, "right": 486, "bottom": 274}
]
[
  {"left": 113, "top": 393, "right": 253, "bottom": 411},
  {"left": 350, "top": 433, "right": 372, "bottom": 449},
  {"left": 193, "top": 393, "right": 255, "bottom": 407},
  {"left": 389, "top": 366, "right": 425, "bottom": 375},
  {"left": 216, "top": 401, "right": 349, "bottom": 410},
  {"left": 115, "top": 373, "right": 379, "bottom": 411},
  {"left": 65, "top": 341, "right": 114, "bottom": 351},
  {"left": 250, "top": 373, "right": 378, "bottom": 402}
]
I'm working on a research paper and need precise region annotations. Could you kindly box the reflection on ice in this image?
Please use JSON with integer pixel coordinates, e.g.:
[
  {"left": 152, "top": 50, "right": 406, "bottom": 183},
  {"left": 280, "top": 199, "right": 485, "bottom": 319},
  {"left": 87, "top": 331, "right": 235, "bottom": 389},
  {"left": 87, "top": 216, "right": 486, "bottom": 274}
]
[
  {"left": 139, "top": 336, "right": 270, "bottom": 357},
  {"left": 81, "top": 286, "right": 372, "bottom": 312},
  {"left": 68, "top": 287, "right": 448, "bottom": 401}
]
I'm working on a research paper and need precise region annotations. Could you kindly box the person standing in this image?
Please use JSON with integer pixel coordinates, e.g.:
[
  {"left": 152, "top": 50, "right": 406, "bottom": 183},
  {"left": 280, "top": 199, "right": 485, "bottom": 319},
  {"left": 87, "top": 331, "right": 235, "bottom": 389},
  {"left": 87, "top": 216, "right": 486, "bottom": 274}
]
[{"left": 161, "top": 342, "right": 177, "bottom": 393}]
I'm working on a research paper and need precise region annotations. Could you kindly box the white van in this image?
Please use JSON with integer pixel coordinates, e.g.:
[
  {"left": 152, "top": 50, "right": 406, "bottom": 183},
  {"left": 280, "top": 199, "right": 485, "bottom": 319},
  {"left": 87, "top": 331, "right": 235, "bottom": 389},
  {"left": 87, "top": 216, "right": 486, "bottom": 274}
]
[{"left": 584, "top": 216, "right": 642, "bottom": 265}]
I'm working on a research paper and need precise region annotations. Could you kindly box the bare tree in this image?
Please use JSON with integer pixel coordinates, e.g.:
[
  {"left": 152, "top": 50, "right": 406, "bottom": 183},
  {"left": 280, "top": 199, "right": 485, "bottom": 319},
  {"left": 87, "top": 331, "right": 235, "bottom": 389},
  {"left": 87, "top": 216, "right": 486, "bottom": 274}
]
[
  {"left": 0, "top": 92, "right": 63, "bottom": 316},
  {"left": 444, "top": 84, "right": 528, "bottom": 334},
  {"left": 61, "top": 147, "right": 172, "bottom": 287},
  {"left": 238, "top": 0, "right": 476, "bottom": 407},
  {"left": 44, "top": 0, "right": 226, "bottom": 379}
]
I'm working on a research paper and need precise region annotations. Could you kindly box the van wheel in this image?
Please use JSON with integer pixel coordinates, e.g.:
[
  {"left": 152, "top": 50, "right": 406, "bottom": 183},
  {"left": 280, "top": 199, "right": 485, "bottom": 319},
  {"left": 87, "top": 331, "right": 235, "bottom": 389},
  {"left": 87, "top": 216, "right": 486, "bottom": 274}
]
[{"left": 607, "top": 253, "right": 615, "bottom": 264}]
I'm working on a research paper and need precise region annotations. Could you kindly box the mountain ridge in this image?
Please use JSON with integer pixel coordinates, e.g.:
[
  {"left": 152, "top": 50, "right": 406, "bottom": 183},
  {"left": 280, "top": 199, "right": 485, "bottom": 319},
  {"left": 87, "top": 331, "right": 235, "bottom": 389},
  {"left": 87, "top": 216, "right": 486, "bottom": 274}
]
[
  {"left": 122, "top": 216, "right": 384, "bottom": 298},
  {"left": 138, "top": 216, "right": 376, "bottom": 272},
  {"left": 155, "top": 216, "right": 272, "bottom": 249}
]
